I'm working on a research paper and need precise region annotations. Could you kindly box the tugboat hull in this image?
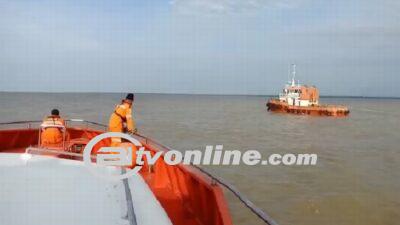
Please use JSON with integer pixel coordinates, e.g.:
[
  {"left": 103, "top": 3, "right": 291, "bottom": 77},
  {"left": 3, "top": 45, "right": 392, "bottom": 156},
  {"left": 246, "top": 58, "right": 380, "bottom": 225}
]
[{"left": 267, "top": 99, "right": 350, "bottom": 117}]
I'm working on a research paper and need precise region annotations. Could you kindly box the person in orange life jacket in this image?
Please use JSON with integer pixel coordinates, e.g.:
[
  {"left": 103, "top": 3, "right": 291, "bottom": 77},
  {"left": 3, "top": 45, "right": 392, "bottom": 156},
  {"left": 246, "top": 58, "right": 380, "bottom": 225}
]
[
  {"left": 108, "top": 93, "right": 137, "bottom": 146},
  {"left": 40, "top": 109, "right": 66, "bottom": 147}
]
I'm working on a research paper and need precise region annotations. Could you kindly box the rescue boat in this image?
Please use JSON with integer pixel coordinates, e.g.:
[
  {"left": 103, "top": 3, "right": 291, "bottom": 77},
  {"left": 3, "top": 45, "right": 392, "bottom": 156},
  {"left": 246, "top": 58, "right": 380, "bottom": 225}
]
[
  {"left": 0, "top": 119, "right": 278, "bottom": 225},
  {"left": 266, "top": 65, "right": 350, "bottom": 117}
]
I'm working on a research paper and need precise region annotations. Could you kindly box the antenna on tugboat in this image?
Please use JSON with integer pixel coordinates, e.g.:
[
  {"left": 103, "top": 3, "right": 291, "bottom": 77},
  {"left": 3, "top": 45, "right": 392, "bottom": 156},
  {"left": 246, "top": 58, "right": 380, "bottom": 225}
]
[{"left": 291, "top": 64, "right": 296, "bottom": 86}]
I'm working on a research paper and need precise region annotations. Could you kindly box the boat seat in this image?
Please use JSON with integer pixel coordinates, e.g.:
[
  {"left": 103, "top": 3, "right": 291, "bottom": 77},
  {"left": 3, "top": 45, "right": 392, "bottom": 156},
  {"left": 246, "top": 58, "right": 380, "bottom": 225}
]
[
  {"left": 38, "top": 124, "right": 89, "bottom": 153},
  {"left": 66, "top": 138, "right": 89, "bottom": 153}
]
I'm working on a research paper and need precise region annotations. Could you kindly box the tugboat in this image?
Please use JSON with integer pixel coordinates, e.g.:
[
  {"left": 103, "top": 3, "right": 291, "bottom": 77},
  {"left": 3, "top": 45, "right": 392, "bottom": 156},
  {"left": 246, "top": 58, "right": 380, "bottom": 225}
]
[{"left": 267, "top": 65, "right": 349, "bottom": 117}]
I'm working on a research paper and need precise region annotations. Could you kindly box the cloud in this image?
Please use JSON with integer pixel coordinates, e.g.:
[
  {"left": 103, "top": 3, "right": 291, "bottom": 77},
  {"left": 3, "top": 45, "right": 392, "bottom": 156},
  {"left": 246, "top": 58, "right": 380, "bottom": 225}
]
[
  {"left": 0, "top": 0, "right": 100, "bottom": 60},
  {"left": 170, "top": 0, "right": 307, "bottom": 15}
]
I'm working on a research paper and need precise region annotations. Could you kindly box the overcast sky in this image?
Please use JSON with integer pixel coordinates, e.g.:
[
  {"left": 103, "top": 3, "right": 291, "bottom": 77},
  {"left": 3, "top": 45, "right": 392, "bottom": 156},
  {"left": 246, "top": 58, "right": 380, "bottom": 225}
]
[{"left": 0, "top": 0, "right": 399, "bottom": 97}]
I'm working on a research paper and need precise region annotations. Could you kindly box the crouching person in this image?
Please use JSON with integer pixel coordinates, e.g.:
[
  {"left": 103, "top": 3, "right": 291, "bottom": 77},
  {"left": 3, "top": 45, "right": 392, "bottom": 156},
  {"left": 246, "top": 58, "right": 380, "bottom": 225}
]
[{"left": 40, "top": 109, "right": 66, "bottom": 148}]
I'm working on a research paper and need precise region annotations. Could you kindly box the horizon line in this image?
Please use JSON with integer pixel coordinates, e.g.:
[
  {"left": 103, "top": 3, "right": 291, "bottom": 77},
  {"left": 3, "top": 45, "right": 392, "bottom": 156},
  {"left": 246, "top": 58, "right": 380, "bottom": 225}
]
[{"left": 1, "top": 91, "right": 399, "bottom": 99}]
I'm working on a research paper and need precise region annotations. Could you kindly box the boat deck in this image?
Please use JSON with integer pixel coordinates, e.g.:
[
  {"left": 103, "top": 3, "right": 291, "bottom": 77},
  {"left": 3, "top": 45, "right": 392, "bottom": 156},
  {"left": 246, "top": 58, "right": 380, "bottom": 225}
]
[
  {"left": 0, "top": 153, "right": 172, "bottom": 225},
  {"left": 0, "top": 127, "right": 233, "bottom": 225}
]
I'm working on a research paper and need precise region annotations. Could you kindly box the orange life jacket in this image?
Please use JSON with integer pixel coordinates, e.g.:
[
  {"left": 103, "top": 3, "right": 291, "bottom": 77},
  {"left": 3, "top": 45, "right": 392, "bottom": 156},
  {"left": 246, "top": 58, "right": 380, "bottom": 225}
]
[
  {"left": 108, "top": 101, "right": 135, "bottom": 143},
  {"left": 40, "top": 116, "right": 65, "bottom": 147}
]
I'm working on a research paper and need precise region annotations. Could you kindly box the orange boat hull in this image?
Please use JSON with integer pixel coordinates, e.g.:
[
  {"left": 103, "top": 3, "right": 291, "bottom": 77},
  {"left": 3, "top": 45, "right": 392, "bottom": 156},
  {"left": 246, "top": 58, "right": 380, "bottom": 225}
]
[
  {"left": 266, "top": 99, "right": 350, "bottom": 117},
  {"left": 0, "top": 128, "right": 232, "bottom": 225}
]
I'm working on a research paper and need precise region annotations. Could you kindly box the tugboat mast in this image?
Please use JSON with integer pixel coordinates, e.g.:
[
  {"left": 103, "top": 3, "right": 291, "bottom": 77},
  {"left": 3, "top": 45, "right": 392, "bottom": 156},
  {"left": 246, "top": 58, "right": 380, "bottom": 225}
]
[{"left": 291, "top": 64, "right": 296, "bottom": 86}]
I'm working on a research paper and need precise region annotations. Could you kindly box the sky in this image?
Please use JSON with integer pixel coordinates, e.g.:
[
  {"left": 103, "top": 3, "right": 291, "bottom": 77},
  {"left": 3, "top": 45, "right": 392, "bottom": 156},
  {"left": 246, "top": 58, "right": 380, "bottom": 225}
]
[{"left": 0, "top": 0, "right": 399, "bottom": 97}]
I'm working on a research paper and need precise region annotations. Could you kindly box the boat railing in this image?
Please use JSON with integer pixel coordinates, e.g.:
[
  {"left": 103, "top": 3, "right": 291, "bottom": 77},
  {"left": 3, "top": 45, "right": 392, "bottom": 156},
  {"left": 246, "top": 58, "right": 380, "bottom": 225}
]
[
  {"left": 0, "top": 120, "right": 42, "bottom": 129},
  {"left": 0, "top": 119, "right": 279, "bottom": 225},
  {"left": 0, "top": 119, "right": 109, "bottom": 131}
]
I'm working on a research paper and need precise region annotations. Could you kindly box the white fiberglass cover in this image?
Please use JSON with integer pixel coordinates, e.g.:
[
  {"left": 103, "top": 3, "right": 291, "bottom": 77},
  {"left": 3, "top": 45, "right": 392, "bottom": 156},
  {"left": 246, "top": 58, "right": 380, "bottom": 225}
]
[{"left": 0, "top": 153, "right": 172, "bottom": 225}]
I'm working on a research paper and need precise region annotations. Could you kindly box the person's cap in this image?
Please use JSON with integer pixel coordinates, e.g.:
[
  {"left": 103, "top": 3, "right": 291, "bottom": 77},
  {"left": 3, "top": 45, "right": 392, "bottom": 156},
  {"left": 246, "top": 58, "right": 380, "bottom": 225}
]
[
  {"left": 125, "top": 93, "right": 134, "bottom": 101},
  {"left": 51, "top": 109, "right": 60, "bottom": 116}
]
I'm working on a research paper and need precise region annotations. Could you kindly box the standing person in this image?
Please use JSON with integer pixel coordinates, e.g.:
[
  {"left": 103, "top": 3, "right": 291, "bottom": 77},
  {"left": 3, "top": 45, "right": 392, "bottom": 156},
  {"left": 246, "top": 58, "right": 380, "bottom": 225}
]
[
  {"left": 40, "top": 109, "right": 66, "bottom": 147},
  {"left": 108, "top": 93, "right": 137, "bottom": 146}
]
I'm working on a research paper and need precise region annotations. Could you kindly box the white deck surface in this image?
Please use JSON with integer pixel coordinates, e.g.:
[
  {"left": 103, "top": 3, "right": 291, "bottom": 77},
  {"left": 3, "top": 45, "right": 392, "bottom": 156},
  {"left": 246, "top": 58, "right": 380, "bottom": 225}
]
[{"left": 0, "top": 153, "right": 172, "bottom": 225}]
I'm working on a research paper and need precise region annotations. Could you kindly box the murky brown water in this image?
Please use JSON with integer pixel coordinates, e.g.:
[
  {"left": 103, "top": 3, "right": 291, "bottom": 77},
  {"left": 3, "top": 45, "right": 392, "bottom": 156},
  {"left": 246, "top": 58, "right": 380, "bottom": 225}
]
[{"left": 1, "top": 92, "right": 399, "bottom": 225}]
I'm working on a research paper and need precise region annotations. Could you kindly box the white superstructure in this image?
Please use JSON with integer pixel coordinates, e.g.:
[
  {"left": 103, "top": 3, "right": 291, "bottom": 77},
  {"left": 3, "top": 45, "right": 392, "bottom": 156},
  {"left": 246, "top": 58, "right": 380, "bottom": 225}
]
[{"left": 278, "top": 64, "right": 319, "bottom": 107}]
